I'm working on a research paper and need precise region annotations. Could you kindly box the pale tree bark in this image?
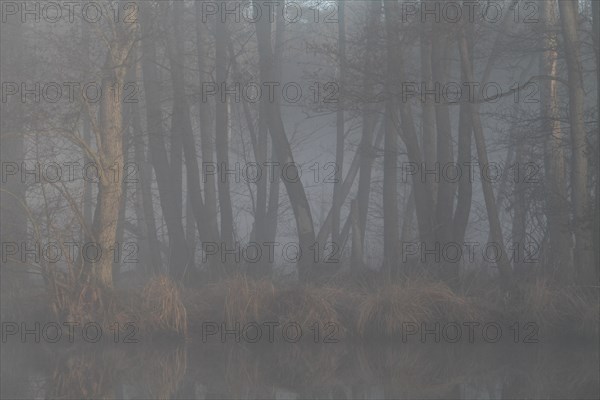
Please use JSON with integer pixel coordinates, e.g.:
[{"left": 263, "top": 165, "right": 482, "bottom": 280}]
[
  {"left": 540, "top": 0, "right": 572, "bottom": 281},
  {"left": 559, "top": 0, "right": 595, "bottom": 282},
  {"left": 88, "top": 17, "right": 138, "bottom": 287},
  {"left": 256, "top": 10, "right": 316, "bottom": 281}
]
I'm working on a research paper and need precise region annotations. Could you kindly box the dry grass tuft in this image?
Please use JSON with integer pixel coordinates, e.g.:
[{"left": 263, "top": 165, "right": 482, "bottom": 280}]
[
  {"left": 222, "top": 274, "right": 277, "bottom": 325},
  {"left": 355, "top": 279, "right": 480, "bottom": 337},
  {"left": 141, "top": 275, "right": 188, "bottom": 337},
  {"left": 515, "top": 278, "right": 599, "bottom": 337},
  {"left": 274, "top": 285, "right": 351, "bottom": 336},
  {"left": 50, "top": 280, "right": 133, "bottom": 330}
]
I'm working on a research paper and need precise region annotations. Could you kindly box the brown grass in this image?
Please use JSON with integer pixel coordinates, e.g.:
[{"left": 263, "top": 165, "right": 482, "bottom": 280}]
[
  {"left": 4, "top": 270, "right": 597, "bottom": 340},
  {"left": 355, "top": 278, "right": 480, "bottom": 337},
  {"left": 141, "top": 275, "right": 188, "bottom": 337},
  {"left": 274, "top": 285, "right": 352, "bottom": 337},
  {"left": 513, "top": 278, "right": 600, "bottom": 338}
]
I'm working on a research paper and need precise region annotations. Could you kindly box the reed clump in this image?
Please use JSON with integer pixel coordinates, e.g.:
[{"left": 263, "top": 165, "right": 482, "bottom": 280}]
[
  {"left": 141, "top": 275, "right": 188, "bottom": 337},
  {"left": 513, "top": 278, "right": 599, "bottom": 338},
  {"left": 355, "top": 279, "right": 480, "bottom": 338},
  {"left": 274, "top": 285, "right": 352, "bottom": 337}
]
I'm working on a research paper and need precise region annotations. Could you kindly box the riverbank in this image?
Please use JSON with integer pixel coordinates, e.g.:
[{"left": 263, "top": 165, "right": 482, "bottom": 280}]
[{"left": 2, "top": 274, "right": 598, "bottom": 342}]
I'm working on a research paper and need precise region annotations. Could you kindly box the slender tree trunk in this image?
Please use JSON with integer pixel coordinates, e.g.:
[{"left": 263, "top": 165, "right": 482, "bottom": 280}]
[
  {"left": 429, "top": 20, "right": 458, "bottom": 247},
  {"left": 195, "top": 3, "right": 219, "bottom": 237},
  {"left": 89, "top": 25, "right": 136, "bottom": 287},
  {"left": 420, "top": 20, "right": 437, "bottom": 199},
  {"left": 332, "top": 0, "right": 346, "bottom": 248},
  {"left": 256, "top": 11, "right": 316, "bottom": 281},
  {"left": 383, "top": 0, "right": 400, "bottom": 277},
  {"left": 215, "top": 16, "right": 235, "bottom": 250},
  {"left": 394, "top": 40, "right": 435, "bottom": 246},
  {"left": 458, "top": 32, "right": 514, "bottom": 291},
  {"left": 317, "top": 118, "right": 384, "bottom": 246},
  {"left": 351, "top": 199, "right": 363, "bottom": 271},
  {"left": 139, "top": 3, "right": 189, "bottom": 277},
  {"left": 512, "top": 137, "right": 527, "bottom": 272},
  {"left": 559, "top": 0, "right": 595, "bottom": 282},
  {"left": 356, "top": 1, "right": 381, "bottom": 260},
  {"left": 113, "top": 121, "right": 130, "bottom": 279},
  {"left": 431, "top": 17, "right": 457, "bottom": 281},
  {"left": 131, "top": 97, "right": 162, "bottom": 275},
  {"left": 169, "top": 0, "right": 213, "bottom": 253},
  {"left": 453, "top": 19, "right": 473, "bottom": 248},
  {"left": 0, "top": 19, "right": 27, "bottom": 287},
  {"left": 592, "top": 0, "right": 600, "bottom": 277}
]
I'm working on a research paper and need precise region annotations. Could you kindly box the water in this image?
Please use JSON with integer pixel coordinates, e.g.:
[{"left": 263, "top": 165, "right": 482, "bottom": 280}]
[{"left": 2, "top": 337, "right": 598, "bottom": 399}]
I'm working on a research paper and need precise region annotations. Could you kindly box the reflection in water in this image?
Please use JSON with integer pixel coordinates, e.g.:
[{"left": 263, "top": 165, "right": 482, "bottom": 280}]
[{"left": 2, "top": 339, "right": 598, "bottom": 399}]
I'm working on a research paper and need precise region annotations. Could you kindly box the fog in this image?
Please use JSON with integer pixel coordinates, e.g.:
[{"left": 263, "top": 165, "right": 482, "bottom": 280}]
[{"left": 1, "top": 1, "right": 599, "bottom": 399}]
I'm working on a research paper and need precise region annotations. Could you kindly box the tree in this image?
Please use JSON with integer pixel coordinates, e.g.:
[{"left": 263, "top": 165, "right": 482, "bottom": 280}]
[
  {"left": 87, "top": 11, "right": 138, "bottom": 287},
  {"left": 559, "top": 0, "right": 595, "bottom": 282}
]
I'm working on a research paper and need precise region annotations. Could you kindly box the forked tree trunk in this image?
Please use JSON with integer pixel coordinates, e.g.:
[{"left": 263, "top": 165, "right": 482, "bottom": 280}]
[
  {"left": 139, "top": 3, "right": 190, "bottom": 277},
  {"left": 458, "top": 33, "right": 514, "bottom": 291},
  {"left": 255, "top": 11, "right": 316, "bottom": 281}
]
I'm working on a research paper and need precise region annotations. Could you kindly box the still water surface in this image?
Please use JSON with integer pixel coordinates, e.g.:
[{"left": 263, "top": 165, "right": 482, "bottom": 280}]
[{"left": 2, "top": 337, "right": 598, "bottom": 399}]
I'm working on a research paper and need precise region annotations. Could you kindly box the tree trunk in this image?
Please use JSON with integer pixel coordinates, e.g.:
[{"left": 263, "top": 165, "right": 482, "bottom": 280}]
[
  {"left": 452, "top": 20, "right": 473, "bottom": 248},
  {"left": 383, "top": 0, "right": 400, "bottom": 277},
  {"left": 355, "top": 1, "right": 381, "bottom": 261},
  {"left": 169, "top": 0, "right": 214, "bottom": 263},
  {"left": 195, "top": 3, "right": 219, "bottom": 238},
  {"left": 559, "top": 0, "right": 595, "bottom": 282},
  {"left": 131, "top": 96, "right": 162, "bottom": 275},
  {"left": 89, "top": 26, "right": 136, "bottom": 287},
  {"left": 431, "top": 17, "right": 457, "bottom": 281},
  {"left": 458, "top": 33, "right": 514, "bottom": 291},
  {"left": 332, "top": 0, "right": 346, "bottom": 248},
  {"left": 432, "top": 20, "right": 455, "bottom": 232},
  {"left": 255, "top": 11, "right": 316, "bottom": 281},
  {"left": 351, "top": 199, "right": 363, "bottom": 271},
  {"left": 139, "top": 3, "right": 190, "bottom": 277},
  {"left": 214, "top": 16, "right": 235, "bottom": 251}
]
